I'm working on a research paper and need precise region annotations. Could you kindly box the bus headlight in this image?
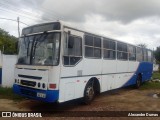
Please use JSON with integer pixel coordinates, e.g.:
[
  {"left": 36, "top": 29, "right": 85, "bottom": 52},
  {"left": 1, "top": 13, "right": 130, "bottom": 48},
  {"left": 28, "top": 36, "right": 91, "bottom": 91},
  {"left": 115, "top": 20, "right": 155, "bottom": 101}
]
[
  {"left": 38, "top": 83, "right": 41, "bottom": 88},
  {"left": 42, "top": 83, "right": 45, "bottom": 88}
]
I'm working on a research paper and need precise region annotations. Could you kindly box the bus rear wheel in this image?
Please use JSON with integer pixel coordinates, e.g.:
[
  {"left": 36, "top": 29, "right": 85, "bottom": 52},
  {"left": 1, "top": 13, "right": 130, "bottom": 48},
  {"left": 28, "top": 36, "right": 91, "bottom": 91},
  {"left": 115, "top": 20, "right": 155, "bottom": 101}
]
[
  {"left": 135, "top": 74, "right": 142, "bottom": 88},
  {"left": 83, "top": 81, "right": 95, "bottom": 104}
]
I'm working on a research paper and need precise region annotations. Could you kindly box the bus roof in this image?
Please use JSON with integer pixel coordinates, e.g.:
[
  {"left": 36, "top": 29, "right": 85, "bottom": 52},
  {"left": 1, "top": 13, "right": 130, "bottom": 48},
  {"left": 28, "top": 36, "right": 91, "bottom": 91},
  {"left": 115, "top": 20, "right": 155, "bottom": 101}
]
[{"left": 22, "top": 20, "right": 152, "bottom": 51}]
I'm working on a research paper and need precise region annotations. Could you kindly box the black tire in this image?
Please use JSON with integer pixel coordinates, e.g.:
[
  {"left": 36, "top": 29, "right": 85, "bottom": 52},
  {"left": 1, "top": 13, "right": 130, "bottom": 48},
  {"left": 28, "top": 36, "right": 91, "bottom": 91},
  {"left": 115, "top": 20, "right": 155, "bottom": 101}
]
[
  {"left": 83, "top": 81, "right": 95, "bottom": 104},
  {"left": 135, "top": 75, "right": 142, "bottom": 88}
]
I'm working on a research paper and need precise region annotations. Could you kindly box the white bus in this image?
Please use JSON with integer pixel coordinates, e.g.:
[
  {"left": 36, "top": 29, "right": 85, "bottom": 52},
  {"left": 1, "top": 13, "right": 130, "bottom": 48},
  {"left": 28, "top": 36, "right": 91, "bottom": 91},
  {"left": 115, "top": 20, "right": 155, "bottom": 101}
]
[{"left": 13, "top": 21, "right": 153, "bottom": 104}]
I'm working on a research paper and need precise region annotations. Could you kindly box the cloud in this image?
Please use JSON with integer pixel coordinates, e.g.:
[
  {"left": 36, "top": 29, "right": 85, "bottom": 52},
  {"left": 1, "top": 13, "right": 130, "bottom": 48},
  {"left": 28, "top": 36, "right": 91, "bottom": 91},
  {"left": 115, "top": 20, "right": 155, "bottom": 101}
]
[
  {"left": 66, "top": 14, "right": 160, "bottom": 49},
  {"left": 41, "top": 0, "right": 160, "bottom": 23},
  {"left": 95, "top": 0, "right": 160, "bottom": 23},
  {"left": 0, "top": 0, "right": 160, "bottom": 49}
]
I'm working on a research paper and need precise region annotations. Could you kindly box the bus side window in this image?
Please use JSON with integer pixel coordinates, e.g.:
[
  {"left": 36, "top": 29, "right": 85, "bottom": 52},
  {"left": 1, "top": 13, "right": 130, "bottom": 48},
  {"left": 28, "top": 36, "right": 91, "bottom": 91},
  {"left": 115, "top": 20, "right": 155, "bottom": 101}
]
[
  {"left": 103, "top": 38, "right": 116, "bottom": 59},
  {"left": 117, "top": 42, "right": 128, "bottom": 60},
  {"left": 147, "top": 50, "right": 152, "bottom": 62},
  {"left": 128, "top": 45, "right": 136, "bottom": 61},
  {"left": 85, "top": 35, "right": 101, "bottom": 58},
  {"left": 63, "top": 34, "right": 82, "bottom": 66},
  {"left": 143, "top": 49, "right": 148, "bottom": 61},
  {"left": 136, "top": 47, "right": 143, "bottom": 62}
]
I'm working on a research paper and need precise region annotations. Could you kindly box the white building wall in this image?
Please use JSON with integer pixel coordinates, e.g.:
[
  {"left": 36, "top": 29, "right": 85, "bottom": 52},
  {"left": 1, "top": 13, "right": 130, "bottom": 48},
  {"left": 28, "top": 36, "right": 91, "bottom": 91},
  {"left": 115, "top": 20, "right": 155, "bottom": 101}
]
[
  {"left": 2, "top": 55, "right": 17, "bottom": 87},
  {"left": 153, "top": 64, "right": 159, "bottom": 72},
  {"left": 0, "top": 51, "right": 2, "bottom": 67}
]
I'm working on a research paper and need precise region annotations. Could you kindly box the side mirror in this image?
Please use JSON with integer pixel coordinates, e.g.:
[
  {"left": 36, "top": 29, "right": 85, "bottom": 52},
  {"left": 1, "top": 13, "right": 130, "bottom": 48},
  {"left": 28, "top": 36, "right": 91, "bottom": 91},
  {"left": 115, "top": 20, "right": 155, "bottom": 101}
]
[{"left": 68, "top": 36, "right": 74, "bottom": 48}]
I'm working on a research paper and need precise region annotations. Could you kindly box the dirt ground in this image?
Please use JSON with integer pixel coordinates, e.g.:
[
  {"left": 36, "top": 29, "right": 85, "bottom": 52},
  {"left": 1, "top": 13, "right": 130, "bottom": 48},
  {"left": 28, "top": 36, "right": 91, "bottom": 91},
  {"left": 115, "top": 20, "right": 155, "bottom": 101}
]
[
  {"left": 0, "top": 88, "right": 160, "bottom": 119},
  {"left": 0, "top": 88, "right": 160, "bottom": 120}
]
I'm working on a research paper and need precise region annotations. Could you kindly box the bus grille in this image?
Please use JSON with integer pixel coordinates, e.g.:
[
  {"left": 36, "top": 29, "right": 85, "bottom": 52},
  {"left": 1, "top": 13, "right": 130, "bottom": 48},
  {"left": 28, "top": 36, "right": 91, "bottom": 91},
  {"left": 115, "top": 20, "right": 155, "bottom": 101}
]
[
  {"left": 20, "top": 89, "right": 36, "bottom": 97},
  {"left": 21, "top": 80, "right": 36, "bottom": 87}
]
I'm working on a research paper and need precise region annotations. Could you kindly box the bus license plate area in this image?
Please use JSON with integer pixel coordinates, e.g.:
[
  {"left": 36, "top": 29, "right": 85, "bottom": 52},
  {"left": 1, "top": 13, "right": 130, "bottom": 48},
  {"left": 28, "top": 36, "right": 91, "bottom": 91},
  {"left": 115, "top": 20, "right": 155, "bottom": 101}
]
[{"left": 37, "top": 92, "right": 46, "bottom": 98}]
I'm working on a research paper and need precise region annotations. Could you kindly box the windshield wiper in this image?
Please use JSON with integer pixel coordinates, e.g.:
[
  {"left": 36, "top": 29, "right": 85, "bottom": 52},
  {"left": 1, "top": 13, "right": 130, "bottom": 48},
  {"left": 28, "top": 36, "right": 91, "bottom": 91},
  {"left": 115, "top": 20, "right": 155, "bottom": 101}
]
[
  {"left": 30, "top": 32, "right": 48, "bottom": 64},
  {"left": 29, "top": 35, "right": 37, "bottom": 64}
]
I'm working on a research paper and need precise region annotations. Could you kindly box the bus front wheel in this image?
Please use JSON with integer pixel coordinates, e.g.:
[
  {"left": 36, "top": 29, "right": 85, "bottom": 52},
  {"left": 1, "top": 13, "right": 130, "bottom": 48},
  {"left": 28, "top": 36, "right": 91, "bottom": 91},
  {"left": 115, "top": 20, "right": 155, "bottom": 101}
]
[{"left": 83, "top": 81, "right": 95, "bottom": 104}]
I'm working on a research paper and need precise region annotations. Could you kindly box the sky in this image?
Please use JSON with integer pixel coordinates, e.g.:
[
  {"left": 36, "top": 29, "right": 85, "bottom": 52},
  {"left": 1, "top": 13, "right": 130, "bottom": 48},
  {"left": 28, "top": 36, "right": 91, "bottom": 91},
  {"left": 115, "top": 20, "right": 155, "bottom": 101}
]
[{"left": 0, "top": 0, "right": 160, "bottom": 49}]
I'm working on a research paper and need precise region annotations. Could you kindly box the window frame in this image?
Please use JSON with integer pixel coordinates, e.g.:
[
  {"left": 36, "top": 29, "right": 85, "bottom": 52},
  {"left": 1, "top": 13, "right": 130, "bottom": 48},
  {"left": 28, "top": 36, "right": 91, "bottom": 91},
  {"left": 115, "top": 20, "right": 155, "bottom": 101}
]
[
  {"left": 127, "top": 44, "right": 136, "bottom": 61},
  {"left": 63, "top": 33, "right": 83, "bottom": 67},
  {"left": 147, "top": 50, "right": 152, "bottom": 62},
  {"left": 143, "top": 48, "right": 148, "bottom": 62},
  {"left": 84, "top": 34, "right": 102, "bottom": 59},
  {"left": 17, "top": 32, "right": 61, "bottom": 66},
  {"left": 117, "top": 42, "right": 128, "bottom": 60},
  {"left": 136, "top": 47, "right": 143, "bottom": 62},
  {"left": 103, "top": 38, "right": 116, "bottom": 60}
]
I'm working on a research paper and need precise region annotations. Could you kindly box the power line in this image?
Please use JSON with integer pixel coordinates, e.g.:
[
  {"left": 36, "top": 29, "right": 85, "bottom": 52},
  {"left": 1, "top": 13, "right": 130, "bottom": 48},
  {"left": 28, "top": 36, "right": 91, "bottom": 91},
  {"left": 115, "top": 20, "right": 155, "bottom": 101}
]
[
  {"left": 0, "top": 1, "right": 56, "bottom": 21},
  {"left": 0, "top": 6, "right": 46, "bottom": 22},
  {"left": 0, "top": 0, "right": 66, "bottom": 27},
  {"left": 1, "top": 0, "right": 62, "bottom": 21},
  {"left": 0, "top": 5, "right": 47, "bottom": 22},
  {"left": 0, "top": 17, "right": 29, "bottom": 26},
  {"left": 19, "top": 1, "right": 63, "bottom": 20},
  {"left": 0, "top": 1, "right": 64, "bottom": 37},
  {"left": 0, "top": 17, "right": 29, "bottom": 37},
  {"left": 0, "top": 7, "right": 44, "bottom": 22}
]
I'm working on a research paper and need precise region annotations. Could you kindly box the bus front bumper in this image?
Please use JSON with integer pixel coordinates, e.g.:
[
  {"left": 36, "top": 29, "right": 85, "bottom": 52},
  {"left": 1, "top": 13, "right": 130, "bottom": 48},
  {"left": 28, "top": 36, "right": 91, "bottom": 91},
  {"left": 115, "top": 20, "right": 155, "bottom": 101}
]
[{"left": 13, "top": 84, "right": 59, "bottom": 102}]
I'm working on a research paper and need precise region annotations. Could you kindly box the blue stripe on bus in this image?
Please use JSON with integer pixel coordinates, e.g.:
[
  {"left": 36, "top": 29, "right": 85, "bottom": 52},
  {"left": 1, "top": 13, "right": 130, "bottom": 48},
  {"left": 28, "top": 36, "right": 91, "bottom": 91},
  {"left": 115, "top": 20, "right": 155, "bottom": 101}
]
[
  {"left": 13, "top": 84, "right": 59, "bottom": 102},
  {"left": 123, "top": 62, "right": 153, "bottom": 86}
]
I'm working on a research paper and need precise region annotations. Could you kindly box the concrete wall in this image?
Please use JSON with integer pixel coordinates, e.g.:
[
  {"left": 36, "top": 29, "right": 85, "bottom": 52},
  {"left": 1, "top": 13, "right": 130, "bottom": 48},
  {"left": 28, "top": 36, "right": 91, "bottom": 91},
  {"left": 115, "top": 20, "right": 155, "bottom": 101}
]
[
  {"left": 1, "top": 55, "right": 17, "bottom": 87},
  {"left": 153, "top": 64, "right": 159, "bottom": 72}
]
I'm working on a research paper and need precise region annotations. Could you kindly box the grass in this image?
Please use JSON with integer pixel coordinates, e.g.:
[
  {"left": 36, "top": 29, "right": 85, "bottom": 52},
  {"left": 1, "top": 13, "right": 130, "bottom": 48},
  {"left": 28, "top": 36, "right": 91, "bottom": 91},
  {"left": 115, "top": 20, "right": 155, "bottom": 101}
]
[
  {"left": 0, "top": 87, "right": 24, "bottom": 101},
  {"left": 140, "top": 72, "right": 160, "bottom": 90},
  {"left": 152, "top": 72, "right": 160, "bottom": 80},
  {"left": 140, "top": 81, "right": 160, "bottom": 90}
]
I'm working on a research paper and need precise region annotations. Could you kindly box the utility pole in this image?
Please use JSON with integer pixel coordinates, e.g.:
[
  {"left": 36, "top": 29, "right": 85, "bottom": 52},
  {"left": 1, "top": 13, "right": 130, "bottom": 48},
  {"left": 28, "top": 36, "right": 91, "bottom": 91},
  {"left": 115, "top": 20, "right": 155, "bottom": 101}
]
[{"left": 17, "top": 17, "right": 20, "bottom": 38}]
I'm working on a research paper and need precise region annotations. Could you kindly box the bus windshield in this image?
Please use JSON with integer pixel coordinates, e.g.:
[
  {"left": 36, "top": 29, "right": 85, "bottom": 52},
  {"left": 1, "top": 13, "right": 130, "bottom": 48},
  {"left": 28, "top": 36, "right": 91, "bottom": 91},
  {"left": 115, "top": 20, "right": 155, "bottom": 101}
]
[{"left": 17, "top": 32, "right": 60, "bottom": 66}]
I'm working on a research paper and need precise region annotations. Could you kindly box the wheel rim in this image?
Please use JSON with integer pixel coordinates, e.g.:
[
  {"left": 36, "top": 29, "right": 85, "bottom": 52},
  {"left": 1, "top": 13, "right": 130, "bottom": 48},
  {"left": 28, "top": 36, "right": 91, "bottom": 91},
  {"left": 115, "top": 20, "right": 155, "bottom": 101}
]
[{"left": 86, "top": 86, "right": 94, "bottom": 100}]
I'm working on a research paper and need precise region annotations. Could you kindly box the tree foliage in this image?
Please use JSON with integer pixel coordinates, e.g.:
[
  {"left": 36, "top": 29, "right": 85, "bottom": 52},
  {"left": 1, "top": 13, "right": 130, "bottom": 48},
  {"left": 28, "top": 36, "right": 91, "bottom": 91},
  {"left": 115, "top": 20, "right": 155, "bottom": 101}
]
[
  {"left": 137, "top": 43, "right": 147, "bottom": 48},
  {"left": 0, "top": 28, "right": 18, "bottom": 54},
  {"left": 154, "top": 46, "right": 160, "bottom": 63}
]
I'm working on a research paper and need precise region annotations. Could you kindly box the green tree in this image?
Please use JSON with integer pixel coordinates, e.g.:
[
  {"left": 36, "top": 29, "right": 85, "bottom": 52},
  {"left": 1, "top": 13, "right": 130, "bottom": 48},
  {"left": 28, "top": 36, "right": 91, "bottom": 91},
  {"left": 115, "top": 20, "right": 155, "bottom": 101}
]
[
  {"left": 154, "top": 46, "right": 160, "bottom": 64},
  {"left": 137, "top": 43, "right": 147, "bottom": 48},
  {"left": 0, "top": 28, "right": 18, "bottom": 54}
]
